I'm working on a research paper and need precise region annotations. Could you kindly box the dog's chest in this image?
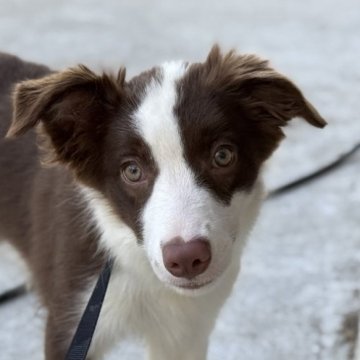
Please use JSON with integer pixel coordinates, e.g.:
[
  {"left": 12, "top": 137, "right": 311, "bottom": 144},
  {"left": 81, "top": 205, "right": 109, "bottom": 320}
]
[
  {"left": 88, "top": 267, "right": 208, "bottom": 356},
  {"left": 87, "top": 261, "right": 234, "bottom": 358}
]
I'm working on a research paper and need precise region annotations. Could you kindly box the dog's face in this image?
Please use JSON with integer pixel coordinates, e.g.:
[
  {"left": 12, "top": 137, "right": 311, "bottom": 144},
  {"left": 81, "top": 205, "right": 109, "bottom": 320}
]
[{"left": 7, "top": 46, "right": 326, "bottom": 293}]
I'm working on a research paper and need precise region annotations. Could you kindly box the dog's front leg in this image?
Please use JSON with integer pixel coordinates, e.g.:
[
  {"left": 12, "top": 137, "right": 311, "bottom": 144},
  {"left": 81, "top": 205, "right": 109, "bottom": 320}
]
[
  {"left": 45, "top": 313, "right": 101, "bottom": 360},
  {"left": 44, "top": 314, "right": 71, "bottom": 360}
]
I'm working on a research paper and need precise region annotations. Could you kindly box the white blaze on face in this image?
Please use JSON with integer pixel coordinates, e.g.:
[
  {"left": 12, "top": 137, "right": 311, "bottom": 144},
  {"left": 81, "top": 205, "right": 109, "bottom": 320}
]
[{"left": 133, "top": 62, "right": 265, "bottom": 288}]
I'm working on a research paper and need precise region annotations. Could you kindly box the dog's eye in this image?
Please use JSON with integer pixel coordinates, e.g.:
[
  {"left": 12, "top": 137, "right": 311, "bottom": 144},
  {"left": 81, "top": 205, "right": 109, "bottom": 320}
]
[
  {"left": 122, "top": 162, "right": 142, "bottom": 182},
  {"left": 213, "top": 147, "right": 235, "bottom": 167}
]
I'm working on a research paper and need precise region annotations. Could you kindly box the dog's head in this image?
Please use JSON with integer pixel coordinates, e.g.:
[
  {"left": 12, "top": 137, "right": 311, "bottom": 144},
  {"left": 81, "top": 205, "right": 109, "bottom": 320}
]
[{"left": 7, "top": 46, "right": 326, "bottom": 294}]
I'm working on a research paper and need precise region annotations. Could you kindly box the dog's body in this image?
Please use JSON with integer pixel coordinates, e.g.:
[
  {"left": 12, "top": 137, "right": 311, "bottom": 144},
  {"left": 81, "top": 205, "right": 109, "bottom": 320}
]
[{"left": 0, "top": 48, "right": 326, "bottom": 359}]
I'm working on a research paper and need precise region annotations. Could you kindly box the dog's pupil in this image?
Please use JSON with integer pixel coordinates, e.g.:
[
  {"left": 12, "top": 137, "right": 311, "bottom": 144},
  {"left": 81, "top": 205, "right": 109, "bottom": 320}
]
[
  {"left": 218, "top": 151, "right": 227, "bottom": 159},
  {"left": 216, "top": 149, "right": 231, "bottom": 165},
  {"left": 127, "top": 164, "right": 141, "bottom": 180}
]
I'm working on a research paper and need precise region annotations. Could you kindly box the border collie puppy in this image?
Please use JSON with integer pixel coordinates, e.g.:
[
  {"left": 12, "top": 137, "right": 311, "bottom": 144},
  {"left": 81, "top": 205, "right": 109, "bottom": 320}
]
[{"left": 0, "top": 45, "right": 326, "bottom": 359}]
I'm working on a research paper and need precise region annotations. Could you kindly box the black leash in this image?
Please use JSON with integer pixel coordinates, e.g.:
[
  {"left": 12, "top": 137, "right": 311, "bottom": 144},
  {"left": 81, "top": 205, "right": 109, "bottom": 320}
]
[
  {"left": 65, "top": 258, "right": 114, "bottom": 360},
  {"left": 268, "top": 141, "right": 360, "bottom": 198},
  {"left": 0, "top": 284, "right": 27, "bottom": 304}
]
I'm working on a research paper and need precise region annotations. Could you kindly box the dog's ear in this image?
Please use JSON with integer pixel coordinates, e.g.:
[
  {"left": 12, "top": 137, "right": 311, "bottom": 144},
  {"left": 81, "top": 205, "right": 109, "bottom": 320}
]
[
  {"left": 205, "top": 45, "right": 327, "bottom": 129},
  {"left": 7, "top": 65, "right": 126, "bottom": 181}
]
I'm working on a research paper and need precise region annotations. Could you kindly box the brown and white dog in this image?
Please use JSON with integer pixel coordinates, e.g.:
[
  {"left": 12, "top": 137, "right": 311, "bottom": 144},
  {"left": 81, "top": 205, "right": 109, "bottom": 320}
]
[{"left": 0, "top": 46, "right": 326, "bottom": 360}]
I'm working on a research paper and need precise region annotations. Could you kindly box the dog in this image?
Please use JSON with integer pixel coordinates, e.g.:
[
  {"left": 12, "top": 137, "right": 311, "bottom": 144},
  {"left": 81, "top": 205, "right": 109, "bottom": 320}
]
[{"left": 0, "top": 45, "right": 326, "bottom": 359}]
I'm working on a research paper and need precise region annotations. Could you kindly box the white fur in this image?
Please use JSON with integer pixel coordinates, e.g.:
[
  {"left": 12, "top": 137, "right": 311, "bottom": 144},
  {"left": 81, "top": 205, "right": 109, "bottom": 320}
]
[
  {"left": 134, "top": 62, "right": 264, "bottom": 291},
  {"left": 81, "top": 186, "right": 243, "bottom": 360},
  {"left": 79, "top": 62, "right": 266, "bottom": 359}
]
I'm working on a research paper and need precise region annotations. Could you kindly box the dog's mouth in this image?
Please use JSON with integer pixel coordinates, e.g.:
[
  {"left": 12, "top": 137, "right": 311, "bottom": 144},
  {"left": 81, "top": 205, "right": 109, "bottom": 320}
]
[
  {"left": 151, "top": 260, "right": 220, "bottom": 294},
  {"left": 165, "top": 278, "right": 218, "bottom": 297},
  {"left": 176, "top": 280, "right": 213, "bottom": 290}
]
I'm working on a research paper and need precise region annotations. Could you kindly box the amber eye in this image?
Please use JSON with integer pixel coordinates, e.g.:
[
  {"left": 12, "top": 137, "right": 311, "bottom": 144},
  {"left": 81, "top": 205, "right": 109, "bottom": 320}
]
[
  {"left": 213, "top": 147, "right": 235, "bottom": 167},
  {"left": 122, "top": 162, "right": 142, "bottom": 182}
]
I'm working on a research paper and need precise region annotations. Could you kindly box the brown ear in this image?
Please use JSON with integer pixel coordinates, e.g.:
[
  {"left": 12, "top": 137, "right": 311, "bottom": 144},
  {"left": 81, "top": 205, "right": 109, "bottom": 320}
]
[
  {"left": 205, "top": 45, "right": 327, "bottom": 129},
  {"left": 7, "top": 65, "right": 126, "bottom": 178}
]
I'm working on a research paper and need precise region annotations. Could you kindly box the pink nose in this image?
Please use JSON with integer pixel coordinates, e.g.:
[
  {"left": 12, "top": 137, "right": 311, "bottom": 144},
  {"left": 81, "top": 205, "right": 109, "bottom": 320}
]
[{"left": 162, "top": 237, "right": 211, "bottom": 279}]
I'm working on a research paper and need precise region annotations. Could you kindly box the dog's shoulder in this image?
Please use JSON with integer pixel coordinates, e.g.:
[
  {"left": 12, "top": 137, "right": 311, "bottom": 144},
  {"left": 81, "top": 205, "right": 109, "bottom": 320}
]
[{"left": 0, "top": 52, "right": 51, "bottom": 92}]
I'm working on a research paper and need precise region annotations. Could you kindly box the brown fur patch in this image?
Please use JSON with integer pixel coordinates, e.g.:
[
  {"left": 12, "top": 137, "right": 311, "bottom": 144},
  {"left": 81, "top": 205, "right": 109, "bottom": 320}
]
[
  {"left": 175, "top": 45, "right": 326, "bottom": 202},
  {"left": 203, "top": 45, "right": 326, "bottom": 129},
  {"left": 7, "top": 66, "right": 126, "bottom": 187},
  {"left": 1, "top": 57, "right": 161, "bottom": 357}
]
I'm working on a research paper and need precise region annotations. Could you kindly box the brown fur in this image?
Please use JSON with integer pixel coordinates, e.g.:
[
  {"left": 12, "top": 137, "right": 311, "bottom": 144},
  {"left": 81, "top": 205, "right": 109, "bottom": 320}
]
[
  {"left": 0, "top": 54, "right": 159, "bottom": 358},
  {"left": 7, "top": 66, "right": 127, "bottom": 188},
  {"left": 175, "top": 45, "right": 326, "bottom": 202}
]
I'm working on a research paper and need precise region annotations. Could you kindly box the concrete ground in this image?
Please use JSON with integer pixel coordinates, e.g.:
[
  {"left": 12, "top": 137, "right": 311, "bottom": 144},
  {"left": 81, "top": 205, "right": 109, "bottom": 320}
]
[{"left": 0, "top": 0, "right": 359, "bottom": 359}]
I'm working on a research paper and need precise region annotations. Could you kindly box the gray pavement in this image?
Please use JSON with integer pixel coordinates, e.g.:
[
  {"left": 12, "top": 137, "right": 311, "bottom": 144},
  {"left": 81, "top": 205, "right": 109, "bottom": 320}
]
[{"left": 0, "top": 0, "right": 359, "bottom": 359}]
